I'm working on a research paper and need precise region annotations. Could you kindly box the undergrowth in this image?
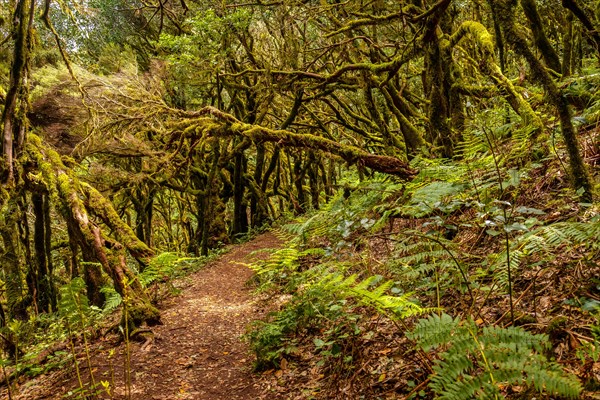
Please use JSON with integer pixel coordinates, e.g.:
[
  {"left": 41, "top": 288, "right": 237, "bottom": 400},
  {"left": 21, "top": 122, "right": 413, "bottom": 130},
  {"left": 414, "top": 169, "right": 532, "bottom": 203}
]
[
  {"left": 247, "top": 117, "right": 599, "bottom": 398},
  {"left": 0, "top": 249, "right": 221, "bottom": 397}
]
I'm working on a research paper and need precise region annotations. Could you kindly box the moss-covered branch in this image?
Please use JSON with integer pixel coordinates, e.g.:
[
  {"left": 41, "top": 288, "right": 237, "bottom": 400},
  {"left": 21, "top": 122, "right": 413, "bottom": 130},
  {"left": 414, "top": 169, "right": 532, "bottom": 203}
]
[
  {"left": 448, "top": 21, "right": 544, "bottom": 133},
  {"left": 26, "top": 134, "right": 160, "bottom": 325},
  {"left": 187, "top": 107, "right": 418, "bottom": 179},
  {"left": 81, "top": 182, "right": 155, "bottom": 261}
]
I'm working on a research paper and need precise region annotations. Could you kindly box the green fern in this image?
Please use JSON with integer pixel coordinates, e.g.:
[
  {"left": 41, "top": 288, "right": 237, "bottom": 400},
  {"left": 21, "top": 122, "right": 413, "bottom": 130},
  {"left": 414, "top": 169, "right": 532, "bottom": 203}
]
[
  {"left": 397, "top": 181, "right": 467, "bottom": 218},
  {"left": 246, "top": 245, "right": 326, "bottom": 290},
  {"left": 313, "top": 272, "right": 429, "bottom": 319},
  {"left": 139, "top": 252, "right": 179, "bottom": 287},
  {"left": 100, "top": 286, "right": 123, "bottom": 312},
  {"left": 389, "top": 233, "right": 472, "bottom": 300},
  {"left": 408, "top": 313, "right": 582, "bottom": 399},
  {"left": 139, "top": 252, "right": 204, "bottom": 287},
  {"left": 58, "top": 278, "right": 99, "bottom": 328},
  {"left": 283, "top": 178, "right": 403, "bottom": 243},
  {"left": 489, "top": 218, "right": 600, "bottom": 290}
]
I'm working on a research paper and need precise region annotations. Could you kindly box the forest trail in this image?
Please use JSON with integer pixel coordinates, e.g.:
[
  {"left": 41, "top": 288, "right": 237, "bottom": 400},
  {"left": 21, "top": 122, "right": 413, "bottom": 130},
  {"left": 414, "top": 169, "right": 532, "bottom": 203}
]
[{"left": 16, "top": 232, "right": 284, "bottom": 400}]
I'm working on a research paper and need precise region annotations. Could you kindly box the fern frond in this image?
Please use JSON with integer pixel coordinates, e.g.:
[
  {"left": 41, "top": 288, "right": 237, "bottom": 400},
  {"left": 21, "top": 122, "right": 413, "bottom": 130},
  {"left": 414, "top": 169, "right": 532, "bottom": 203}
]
[
  {"left": 100, "top": 286, "right": 123, "bottom": 312},
  {"left": 408, "top": 313, "right": 460, "bottom": 351},
  {"left": 309, "top": 271, "right": 427, "bottom": 320},
  {"left": 408, "top": 313, "right": 582, "bottom": 399},
  {"left": 58, "top": 277, "right": 95, "bottom": 328}
]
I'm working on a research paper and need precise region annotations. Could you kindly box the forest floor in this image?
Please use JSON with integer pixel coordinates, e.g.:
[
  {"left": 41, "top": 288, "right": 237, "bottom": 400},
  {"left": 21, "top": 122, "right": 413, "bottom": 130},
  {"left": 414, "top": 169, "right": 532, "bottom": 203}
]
[{"left": 9, "top": 232, "right": 285, "bottom": 400}]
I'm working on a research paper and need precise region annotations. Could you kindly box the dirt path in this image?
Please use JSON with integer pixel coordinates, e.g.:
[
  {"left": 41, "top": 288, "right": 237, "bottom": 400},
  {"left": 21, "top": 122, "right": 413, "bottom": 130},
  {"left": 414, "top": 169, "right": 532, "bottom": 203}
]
[{"left": 13, "top": 232, "right": 283, "bottom": 400}]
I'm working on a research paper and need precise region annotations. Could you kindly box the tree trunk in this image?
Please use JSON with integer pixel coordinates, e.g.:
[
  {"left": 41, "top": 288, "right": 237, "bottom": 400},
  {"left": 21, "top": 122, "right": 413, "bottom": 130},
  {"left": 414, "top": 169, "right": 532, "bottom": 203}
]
[
  {"left": 520, "top": 0, "right": 562, "bottom": 73},
  {"left": 201, "top": 142, "right": 221, "bottom": 255},
  {"left": 562, "top": 13, "right": 574, "bottom": 77},
  {"left": 29, "top": 136, "right": 160, "bottom": 326},
  {"left": 67, "top": 222, "right": 80, "bottom": 278},
  {"left": 493, "top": 0, "right": 593, "bottom": 202},
  {"left": 292, "top": 154, "right": 306, "bottom": 214},
  {"left": 232, "top": 142, "right": 248, "bottom": 237},
  {"left": 1, "top": 0, "right": 34, "bottom": 184},
  {"left": 133, "top": 187, "right": 155, "bottom": 248},
  {"left": 308, "top": 153, "right": 321, "bottom": 210},
  {"left": 250, "top": 143, "right": 267, "bottom": 228},
  {"left": 33, "top": 193, "right": 56, "bottom": 313},
  {"left": 561, "top": 0, "right": 600, "bottom": 61},
  {"left": 0, "top": 195, "right": 26, "bottom": 320},
  {"left": 425, "top": 36, "right": 455, "bottom": 158}
]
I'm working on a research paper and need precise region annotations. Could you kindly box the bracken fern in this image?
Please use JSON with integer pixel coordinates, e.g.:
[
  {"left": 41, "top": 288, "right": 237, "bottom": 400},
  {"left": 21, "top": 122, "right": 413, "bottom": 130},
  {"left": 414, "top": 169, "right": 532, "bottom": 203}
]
[{"left": 408, "top": 313, "right": 582, "bottom": 399}]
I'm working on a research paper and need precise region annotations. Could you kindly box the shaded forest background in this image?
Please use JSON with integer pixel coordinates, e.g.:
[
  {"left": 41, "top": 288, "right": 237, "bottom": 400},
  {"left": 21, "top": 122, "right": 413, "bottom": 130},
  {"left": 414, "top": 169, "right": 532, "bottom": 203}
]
[{"left": 0, "top": 0, "right": 600, "bottom": 398}]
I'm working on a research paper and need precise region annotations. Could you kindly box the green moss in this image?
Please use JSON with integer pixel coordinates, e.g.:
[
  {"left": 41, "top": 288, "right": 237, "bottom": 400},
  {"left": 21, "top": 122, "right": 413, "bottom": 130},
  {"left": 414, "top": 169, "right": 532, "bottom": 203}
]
[
  {"left": 490, "top": 65, "right": 544, "bottom": 132},
  {"left": 126, "top": 299, "right": 161, "bottom": 327},
  {"left": 449, "top": 21, "right": 495, "bottom": 57},
  {"left": 83, "top": 183, "right": 154, "bottom": 260}
]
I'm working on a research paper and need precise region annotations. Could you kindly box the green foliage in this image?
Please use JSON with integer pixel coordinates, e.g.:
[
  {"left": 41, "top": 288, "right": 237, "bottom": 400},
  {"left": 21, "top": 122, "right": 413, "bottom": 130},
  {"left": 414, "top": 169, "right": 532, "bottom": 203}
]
[
  {"left": 284, "top": 175, "right": 403, "bottom": 244},
  {"left": 247, "top": 296, "right": 320, "bottom": 370},
  {"left": 139, "top": 252, "right": 180, "bottom": 287},
  {"left": 247, "top": 246, "right": 325, "bottom": 289},
  {"left": 488, "top": 215, "right": 600, "bottom": 290},
  {"left": 576, "top": 322, "right": 600, "bottom": 365},
  {"left": 157, "top": 8, "right": 253, "bottom": 107},
  {"left": 312, "top": 272, "right": 429, "bottom": 320},
  {"left": 58, "top": 277, "right": 100, "bottom": 329},
  {"left": 575, "top": 314, "right": 600, "bottom": 391},
  {"left": 391, "top": 235, "right": 456, "bottom": 277},
  {"left": 140, "top": 251, "right": 209, "bottom": 286},
  {"left": 247, "top": 241, "right": 426, "bottom": 370},
  {"left": 396, "top": 181, "right": 467, "bottom": 218},
  {"left": 100, "top": 286, "right": 122, "bottom": 313},
  {"left": 408, "top": 313, "right": 582, "bottom": 399}
]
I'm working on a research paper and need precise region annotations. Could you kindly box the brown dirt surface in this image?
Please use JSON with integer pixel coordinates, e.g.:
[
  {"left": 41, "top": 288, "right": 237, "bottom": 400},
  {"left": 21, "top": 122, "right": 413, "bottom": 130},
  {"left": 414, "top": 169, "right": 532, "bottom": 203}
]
[{"left": 10, "top": 232, "right": 284, "bottom": 400}]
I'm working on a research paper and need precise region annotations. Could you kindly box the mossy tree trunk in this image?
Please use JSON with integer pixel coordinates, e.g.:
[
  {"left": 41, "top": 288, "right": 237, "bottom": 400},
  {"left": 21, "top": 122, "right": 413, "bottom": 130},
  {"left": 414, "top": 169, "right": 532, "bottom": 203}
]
[
  {"left": 492, "top": 0, "right": 593, "bottom": 202},
  {"left": 32, "top": 192, "right": 56, "bottom": 313},
  {"left": 132, "top": 187, "right": 156, "bottom": 248},
  {"left": 232, "top": 141, "right": 249, "bottom": 237},
  {"left": 561, "top": 0, "right": 600, "bottom": 62},
  {"left": 520, "top": 0, "right": 562, "bottom": 74},
  {"left": 188, "top": 184, "right": 206, "bottom": 256},
  {"left": 307, "top": 152, "right": 321, "bottom": 210},
  {"left": 1, "top": 0, "right": 33, "bottom": 184},
  {"left": 250, "top": 143, "right": 268, "bottom": 228},
  {"left": 200, "top": 141, "right": 222, "bottom": 255},
  {"left": 292, "top": 153, "right": 307, "bottom": 214},
  {"left": 28, "top": 136, "right": 160, "bottom": 326},
  {"left": 425, "top": 39, "right": 454, "bottom": 158},
  {"left": 0, "top": 195, "right": 27, "bottom": 320},
  {"left": 562, "top": 13, "right": 574, "bottom": 77},
  {"left": 380, "top": 85, "right": 426, "bottom": 156},
  {"left": 66, "top": 222, "right": 80, "bottom": 279}
]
